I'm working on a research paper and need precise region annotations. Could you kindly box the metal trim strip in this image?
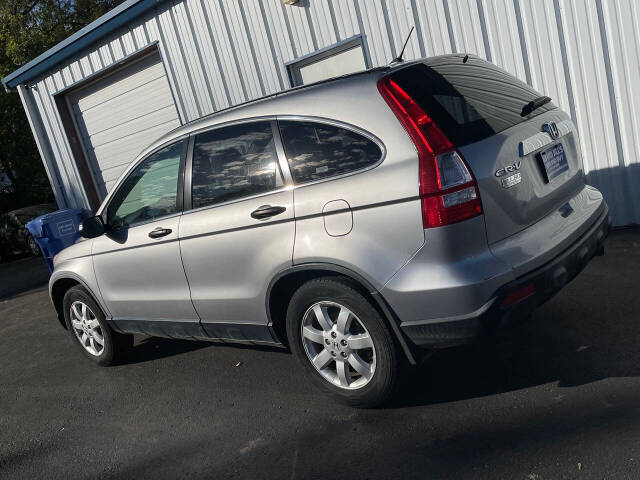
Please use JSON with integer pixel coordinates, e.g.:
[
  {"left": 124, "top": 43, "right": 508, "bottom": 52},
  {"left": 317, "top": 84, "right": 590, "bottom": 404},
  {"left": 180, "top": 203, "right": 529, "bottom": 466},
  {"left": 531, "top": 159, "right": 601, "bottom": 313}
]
[{"left": 519, "top": 119, "right": 574, "bottom": 156}]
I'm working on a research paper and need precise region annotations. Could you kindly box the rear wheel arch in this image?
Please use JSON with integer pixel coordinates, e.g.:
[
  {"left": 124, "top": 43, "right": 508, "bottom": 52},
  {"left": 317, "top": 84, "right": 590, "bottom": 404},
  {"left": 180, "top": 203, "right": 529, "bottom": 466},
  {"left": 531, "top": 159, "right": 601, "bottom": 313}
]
[{"left": 266, "top": 264, "right": 417, "bottom": 364}]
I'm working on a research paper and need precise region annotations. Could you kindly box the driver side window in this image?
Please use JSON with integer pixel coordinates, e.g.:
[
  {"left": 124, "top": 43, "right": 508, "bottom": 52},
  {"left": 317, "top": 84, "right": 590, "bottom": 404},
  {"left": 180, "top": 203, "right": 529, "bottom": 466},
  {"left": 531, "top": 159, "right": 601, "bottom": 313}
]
[{"left": 107, "top": 141, "right": 183, "bottom": 228}]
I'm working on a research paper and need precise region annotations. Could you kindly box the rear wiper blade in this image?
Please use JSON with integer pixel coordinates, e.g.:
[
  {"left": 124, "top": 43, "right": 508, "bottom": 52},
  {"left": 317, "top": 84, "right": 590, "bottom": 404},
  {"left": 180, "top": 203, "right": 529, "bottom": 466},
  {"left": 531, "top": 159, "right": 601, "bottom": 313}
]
[{"left": 520, "top": 96, "right": 551, "bottom": 117}]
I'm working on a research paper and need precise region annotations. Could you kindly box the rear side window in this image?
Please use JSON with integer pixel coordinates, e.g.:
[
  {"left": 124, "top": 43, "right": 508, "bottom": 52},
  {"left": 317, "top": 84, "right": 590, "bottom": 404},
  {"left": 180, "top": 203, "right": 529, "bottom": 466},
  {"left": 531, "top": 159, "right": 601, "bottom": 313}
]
[
  {"left": 388, "top": 56, "right": 556, "bottom": 146},
  {"left": 279, "top": 120, "right": 382, "bottom": 184},
  {"left": 191, "top": 121, "right": 279, "bottom": 209}
]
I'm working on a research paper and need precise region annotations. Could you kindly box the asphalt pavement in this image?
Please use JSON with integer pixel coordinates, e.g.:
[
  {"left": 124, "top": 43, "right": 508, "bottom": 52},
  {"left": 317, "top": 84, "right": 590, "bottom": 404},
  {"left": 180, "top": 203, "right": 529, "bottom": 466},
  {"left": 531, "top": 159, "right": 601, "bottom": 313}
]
[
  {"left": 0, "top": 255, "right": 50, "bottom": 300},
  {"left": 1, "top": 228, "right": 639, "bottom": 479}
]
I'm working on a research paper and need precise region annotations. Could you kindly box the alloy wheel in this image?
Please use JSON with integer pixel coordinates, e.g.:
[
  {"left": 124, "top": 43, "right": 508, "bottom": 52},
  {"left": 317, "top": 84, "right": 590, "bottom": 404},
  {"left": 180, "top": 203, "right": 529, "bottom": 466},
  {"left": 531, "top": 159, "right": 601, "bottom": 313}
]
[
  {"left": 70, "top": 301, "right": 105, "bottom": 356},
  {"left": 301, "top": 301, "right": 376, "bottom": 390}
]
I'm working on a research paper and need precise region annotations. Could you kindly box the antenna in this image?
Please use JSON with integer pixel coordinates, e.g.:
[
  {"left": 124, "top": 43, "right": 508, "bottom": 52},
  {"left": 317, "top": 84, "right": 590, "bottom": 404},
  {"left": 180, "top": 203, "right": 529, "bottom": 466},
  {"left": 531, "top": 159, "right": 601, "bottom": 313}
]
[{"left": 390, "top": 26, "right": 415, "bottom": 65}]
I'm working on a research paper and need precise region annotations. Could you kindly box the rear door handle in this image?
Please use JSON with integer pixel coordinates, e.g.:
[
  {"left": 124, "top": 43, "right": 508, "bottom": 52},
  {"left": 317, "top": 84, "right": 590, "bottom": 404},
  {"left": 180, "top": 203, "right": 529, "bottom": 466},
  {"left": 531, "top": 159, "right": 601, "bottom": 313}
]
[
  {"left": 250, "top": 205, "right": 286, "bottom": 220},
  {"left": 148, "top": 227, "right": 172, "bottom": 239}
]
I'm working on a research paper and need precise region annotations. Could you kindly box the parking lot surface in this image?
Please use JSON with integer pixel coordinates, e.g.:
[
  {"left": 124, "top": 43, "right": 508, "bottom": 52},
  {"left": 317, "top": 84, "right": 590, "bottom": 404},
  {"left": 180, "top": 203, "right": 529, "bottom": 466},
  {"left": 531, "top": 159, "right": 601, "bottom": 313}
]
[{"left": 1, "top": 229, "right": 640, "bottom": 479}]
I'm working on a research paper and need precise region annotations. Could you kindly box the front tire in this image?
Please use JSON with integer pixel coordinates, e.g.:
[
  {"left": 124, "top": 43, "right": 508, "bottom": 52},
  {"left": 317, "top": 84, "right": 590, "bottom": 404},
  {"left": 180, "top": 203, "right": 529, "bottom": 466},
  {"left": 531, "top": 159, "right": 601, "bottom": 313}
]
[
  {"left": 286, "top": 277, "right": 398, "bottom": 407},
  {"left": 62, "top": 285, "right": 133, "bottom": 366}
]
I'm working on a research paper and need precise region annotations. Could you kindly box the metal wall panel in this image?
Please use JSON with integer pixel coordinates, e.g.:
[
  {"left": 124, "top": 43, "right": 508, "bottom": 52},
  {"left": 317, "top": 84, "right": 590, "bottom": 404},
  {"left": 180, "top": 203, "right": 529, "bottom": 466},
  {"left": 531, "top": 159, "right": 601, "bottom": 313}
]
[
  {"left": 599, "top": 0, "right": 640, "bottom": 225},
  {"left": 17, "top": 0, "right": 640, "bottom": 225},
  {"left": 517, "top": 0, "right": 571, "bottom": 114},
  {"left": 412, "top": 0, "right": 451, "bottom": 57},
  {"left": 558, "top": 0, "right": 629, "bottom": 225},
  {"left": 481, "top": 0, "right": 527, "bottom": 79}
]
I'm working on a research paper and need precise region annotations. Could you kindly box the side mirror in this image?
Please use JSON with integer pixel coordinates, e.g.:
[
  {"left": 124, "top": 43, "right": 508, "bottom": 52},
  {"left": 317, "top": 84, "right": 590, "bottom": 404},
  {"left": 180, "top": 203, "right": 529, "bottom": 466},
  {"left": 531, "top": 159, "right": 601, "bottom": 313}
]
[{"left": 78, "top": 216, "right": 105, "bottom": 239}]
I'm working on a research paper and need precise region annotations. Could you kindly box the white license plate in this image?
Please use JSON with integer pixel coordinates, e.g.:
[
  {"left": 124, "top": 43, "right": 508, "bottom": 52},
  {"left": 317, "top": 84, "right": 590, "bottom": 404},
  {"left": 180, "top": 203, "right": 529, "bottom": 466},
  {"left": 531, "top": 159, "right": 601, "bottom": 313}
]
[{"left": 540, "top": 143, "right": 569, "bottom": 182}]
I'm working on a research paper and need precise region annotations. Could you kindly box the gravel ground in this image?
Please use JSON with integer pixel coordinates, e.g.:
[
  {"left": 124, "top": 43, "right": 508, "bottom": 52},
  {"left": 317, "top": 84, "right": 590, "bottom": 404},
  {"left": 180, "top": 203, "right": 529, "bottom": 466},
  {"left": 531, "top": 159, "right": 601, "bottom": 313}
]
[{"left": 1, "top": 228, "right": 639, "bottom": 479}]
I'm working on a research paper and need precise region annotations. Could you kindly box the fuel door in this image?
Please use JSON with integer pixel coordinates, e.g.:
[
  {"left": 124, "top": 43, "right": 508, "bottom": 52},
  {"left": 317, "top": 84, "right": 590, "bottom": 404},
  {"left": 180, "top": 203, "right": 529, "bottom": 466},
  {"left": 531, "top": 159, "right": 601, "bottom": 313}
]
[{"left": 322, "top": 200, "right": 353, "bottom": 237}]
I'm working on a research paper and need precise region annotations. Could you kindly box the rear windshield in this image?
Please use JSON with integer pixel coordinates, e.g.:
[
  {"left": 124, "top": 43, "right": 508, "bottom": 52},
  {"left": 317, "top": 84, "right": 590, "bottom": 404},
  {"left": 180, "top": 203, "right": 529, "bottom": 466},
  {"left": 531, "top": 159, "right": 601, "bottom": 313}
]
[{"left": 388, "top": 55, "right": 556, "bottom": 146}]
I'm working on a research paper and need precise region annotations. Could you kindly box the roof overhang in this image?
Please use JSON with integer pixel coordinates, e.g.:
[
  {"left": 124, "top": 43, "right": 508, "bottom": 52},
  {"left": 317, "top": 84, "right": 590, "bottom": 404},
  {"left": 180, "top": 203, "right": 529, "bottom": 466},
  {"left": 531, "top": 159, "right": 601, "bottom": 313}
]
[{"left": 2, "top": 0, "right": 162, "bottom": 90}]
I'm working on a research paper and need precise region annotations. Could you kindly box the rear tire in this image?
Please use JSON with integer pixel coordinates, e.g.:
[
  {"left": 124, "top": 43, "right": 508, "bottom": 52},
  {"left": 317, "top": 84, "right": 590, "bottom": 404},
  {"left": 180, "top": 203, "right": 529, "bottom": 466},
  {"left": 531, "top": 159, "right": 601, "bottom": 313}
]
[
  {"left": 286, "top": 277, "right": 398, "bottom": 408},
  {"left": 62, "top": 285, "right": 133, "bottom": 366},
  {"left": 26, "top": 234, "right": 40, "bottom": 256}
]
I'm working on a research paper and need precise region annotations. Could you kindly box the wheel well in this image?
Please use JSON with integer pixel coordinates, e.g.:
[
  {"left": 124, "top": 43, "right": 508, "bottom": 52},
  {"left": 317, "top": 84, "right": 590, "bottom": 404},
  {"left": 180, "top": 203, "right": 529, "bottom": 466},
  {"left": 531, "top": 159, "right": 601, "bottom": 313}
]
[
  {"left": 50, "top": 278, "right": 80, "bottom": 329},
  {"left": 268, "top": 269, "right": 386, "bottom": 347}
]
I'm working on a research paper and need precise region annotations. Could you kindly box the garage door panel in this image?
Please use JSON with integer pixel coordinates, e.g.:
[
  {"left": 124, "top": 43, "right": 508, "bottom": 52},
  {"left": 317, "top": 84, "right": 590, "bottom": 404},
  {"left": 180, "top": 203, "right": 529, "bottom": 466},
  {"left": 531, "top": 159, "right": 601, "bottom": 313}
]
[
  {"left": 88, "top": 119, "right": 179, "bottom": 170},
  {"left": 75, "top": 78, "right": 174, "bottom": 134},
  {"left": 87, "top": 125, "right": 178, "bottom": 175},
  {"left": 82, "top": 105, "right": 178, "bottom": 149},
  {"left": 103, "top": 180, "right": 119, "bottom": 193},
  {"left": 72, "top": 56, "right": 167, "bottom": 112},
  {"left": 75, "top": 68, "right": 166, "bottom": 113},
  {"left": 66, "top": 51, "right": 180, "bottom": 198},
  {"left": 90, "top": 119, "right": 180, "bottom": 180}
]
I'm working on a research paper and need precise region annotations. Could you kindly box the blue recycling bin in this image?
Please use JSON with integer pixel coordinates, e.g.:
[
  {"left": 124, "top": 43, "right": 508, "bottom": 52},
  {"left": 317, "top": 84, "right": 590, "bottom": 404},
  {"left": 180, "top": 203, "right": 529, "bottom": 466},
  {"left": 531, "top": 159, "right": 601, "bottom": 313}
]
[{"left": 25, "top": 208, "right": 86, "bottom": 273}]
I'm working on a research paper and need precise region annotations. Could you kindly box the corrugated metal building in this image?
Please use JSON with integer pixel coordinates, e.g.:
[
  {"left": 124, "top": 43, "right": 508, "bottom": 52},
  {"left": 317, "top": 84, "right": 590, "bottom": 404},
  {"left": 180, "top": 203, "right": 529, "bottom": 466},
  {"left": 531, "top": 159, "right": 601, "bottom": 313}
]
[{"left": 3, "top": 0, "right": 639, "bottom": 226}]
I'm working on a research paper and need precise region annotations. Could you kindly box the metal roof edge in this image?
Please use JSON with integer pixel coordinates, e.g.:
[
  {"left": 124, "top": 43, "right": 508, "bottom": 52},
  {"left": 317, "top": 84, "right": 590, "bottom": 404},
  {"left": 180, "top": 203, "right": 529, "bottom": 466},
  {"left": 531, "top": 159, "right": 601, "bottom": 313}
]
[{"left": 2, "top": 0, "right": 161, "bottom": 90}]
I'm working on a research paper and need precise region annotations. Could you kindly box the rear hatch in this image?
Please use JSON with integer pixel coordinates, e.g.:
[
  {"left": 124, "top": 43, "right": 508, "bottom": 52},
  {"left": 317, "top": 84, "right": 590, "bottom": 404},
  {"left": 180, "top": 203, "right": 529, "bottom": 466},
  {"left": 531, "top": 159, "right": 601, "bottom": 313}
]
[{"left": 387, "top": 55, "right": 585, "bottom": 244}]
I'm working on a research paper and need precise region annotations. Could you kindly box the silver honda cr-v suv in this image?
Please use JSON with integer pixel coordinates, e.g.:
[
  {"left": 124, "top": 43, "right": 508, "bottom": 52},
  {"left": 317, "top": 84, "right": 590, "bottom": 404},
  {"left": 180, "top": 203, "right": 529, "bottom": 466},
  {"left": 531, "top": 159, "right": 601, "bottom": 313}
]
[{"left": 50, "top": 54, "right": 610, "bottom": 407}]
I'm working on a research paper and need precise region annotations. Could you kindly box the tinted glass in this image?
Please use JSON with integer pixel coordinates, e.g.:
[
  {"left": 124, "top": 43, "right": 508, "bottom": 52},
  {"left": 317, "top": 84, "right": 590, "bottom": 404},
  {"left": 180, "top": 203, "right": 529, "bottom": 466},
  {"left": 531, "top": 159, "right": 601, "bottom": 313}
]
[
  {"left": 279, "top": 121, "right": 381, "bottom": 183},
  {"left": 192, "top": 122, "right": 278, "bottom": 209},
  {"left": 108, "top": 141, "right": 182, "bottom": 227},
  {"left": 389, "top": 56, "right": 556, "bottom": 146}
]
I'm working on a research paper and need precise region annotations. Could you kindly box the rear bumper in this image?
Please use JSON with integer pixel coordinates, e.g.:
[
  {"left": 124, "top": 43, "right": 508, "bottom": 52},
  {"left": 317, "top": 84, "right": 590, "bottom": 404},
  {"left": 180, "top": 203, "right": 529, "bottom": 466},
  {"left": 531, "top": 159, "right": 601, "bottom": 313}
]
[{"left": 397, "top": 203, "right": 611, "bottom": 348}]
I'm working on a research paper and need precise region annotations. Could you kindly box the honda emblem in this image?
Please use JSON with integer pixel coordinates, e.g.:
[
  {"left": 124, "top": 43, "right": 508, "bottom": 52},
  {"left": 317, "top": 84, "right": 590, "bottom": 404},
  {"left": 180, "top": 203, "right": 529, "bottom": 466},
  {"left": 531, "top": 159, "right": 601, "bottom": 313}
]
[{"left": 542, "top": 122, "right": 559, "bottom": 139}]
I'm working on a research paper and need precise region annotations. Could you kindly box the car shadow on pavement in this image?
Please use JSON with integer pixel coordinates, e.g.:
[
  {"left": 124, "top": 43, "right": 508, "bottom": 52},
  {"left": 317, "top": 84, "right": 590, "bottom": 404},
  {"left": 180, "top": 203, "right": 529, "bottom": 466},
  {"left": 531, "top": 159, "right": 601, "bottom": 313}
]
[
  {"left": 116, "top": 337, "right": 213, "bottom": 365},
  {"left": 117, "top": 336, "right": 289, "bottom": 366}
]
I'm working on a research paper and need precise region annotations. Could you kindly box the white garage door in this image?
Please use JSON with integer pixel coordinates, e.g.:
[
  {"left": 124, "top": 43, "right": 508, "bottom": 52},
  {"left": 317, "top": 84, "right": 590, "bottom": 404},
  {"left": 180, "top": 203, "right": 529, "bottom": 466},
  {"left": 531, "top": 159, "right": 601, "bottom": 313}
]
[{"left": 67, "top": 52, "right": 181, "bottom": 197}]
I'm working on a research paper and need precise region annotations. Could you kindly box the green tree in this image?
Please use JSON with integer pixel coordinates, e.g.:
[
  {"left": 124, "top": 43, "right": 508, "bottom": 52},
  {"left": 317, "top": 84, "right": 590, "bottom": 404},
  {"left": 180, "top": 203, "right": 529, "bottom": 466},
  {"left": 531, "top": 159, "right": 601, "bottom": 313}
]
[{"left": 0, "top": 0, "right": 124, "bottom": 212}]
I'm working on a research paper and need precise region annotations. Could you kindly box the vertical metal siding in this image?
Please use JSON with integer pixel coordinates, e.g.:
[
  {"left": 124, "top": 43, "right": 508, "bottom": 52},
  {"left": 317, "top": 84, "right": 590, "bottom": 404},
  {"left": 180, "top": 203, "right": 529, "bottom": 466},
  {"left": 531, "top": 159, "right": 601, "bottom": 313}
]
[
  {"left": 355, "top": 0, "right": 394, "bottom": 65},
  {"left": 18, "top": 0, "right": 640, "bottom": 225},
  {"left": 447, "top": 0, "right": 486, "bottom": 56},
  {"left": 599, "top": 0, "right": 640, "bottom": 225},
  {"left": 330, "top": 0, "right": 360, "bottom": 42},
  {"left": 517, "top": 0, "right": 571, "bottom": 114},
  {"left": 412, "top": 0, "right": 451, "bottom": 57},
  {"left": 558, "top": 0, "right": 628, "bottom": 225},
  {"left": 481, "top": 0, "right": 528, "bottom": 79},
  {"left": 17, "top": 84, "right": 68, "bottom": 207}
]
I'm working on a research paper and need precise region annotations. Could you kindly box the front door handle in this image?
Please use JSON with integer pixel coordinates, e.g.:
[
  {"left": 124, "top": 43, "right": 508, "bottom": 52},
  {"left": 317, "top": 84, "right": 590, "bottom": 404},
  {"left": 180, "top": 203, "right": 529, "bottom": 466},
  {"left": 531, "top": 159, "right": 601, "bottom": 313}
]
[
  {"left": 148, "top": 227, "right": 172, "bottom": 239},
  {"left": 250, "top": 205, "right": 286, "bottom": 220}
]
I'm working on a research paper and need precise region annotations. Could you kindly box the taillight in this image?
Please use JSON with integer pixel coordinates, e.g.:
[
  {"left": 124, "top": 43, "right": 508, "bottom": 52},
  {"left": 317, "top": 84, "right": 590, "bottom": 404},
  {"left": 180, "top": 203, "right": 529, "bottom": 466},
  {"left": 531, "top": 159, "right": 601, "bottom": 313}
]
[{"left": 377, "top": 77, "right": 482, "bottom": 228}]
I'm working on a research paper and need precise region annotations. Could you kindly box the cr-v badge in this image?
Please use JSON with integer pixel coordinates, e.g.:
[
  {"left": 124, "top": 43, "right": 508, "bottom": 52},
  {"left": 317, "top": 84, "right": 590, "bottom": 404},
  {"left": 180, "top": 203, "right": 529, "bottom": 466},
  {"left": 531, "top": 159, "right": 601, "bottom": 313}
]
[
  {"left": 495, "top": 161, "right": 521, "bottom": 177},
  {"left": 495, "top": 161, "right": 522, "bottom": 189}
]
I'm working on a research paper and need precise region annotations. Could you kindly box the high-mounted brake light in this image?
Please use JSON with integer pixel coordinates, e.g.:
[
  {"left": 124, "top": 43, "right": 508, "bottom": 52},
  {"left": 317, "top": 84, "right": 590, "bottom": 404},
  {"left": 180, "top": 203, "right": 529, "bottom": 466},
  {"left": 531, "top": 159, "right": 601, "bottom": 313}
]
[{"left": 377, "top": 76, "right": 483, "bottom": 228}]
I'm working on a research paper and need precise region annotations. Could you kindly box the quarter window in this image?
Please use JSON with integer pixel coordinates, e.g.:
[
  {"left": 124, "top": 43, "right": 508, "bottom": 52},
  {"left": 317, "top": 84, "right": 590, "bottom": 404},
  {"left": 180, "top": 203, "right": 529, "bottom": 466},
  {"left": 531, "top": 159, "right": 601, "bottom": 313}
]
[
  {"left": 278, "top": 121, "right": 382, "bottom": 184},
  {"left": 107, "top": 141, "right": 183, "bottom": 227},
  {"left": 191, "top": 122, "right": 279, "bottom": 209}
]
